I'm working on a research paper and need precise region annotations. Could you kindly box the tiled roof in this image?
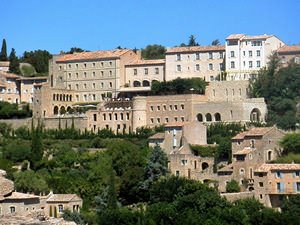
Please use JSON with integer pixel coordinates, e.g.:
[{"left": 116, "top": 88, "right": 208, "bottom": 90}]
[
  {"left": 126, "top": 59, "right": 165, "bottom": 66},
  {"left": 56, "top": 49, "right": 132, "bottom": 62},
  {"left": 149, "top": 132, "right": 165, "bottom": 140},
  {"left": 233, "top": 147, "right": 252, "bottom": 155},
  {"left": 47, "top": 194, "right": 82, "bottom": 202},
  {"left": 256, "top": 163, "right": 300, "bottom": 172},
  {"left": 226, "top": 34, "right": 272, "bottom": 40},
  {"left": 232, "top": 127, "right": 273, "bottom": 140},
  {"left": 277, "top": 45, "right": 300, "bottom": 53},
  {"left": 166, "top": 45, "right": 225, "bottom": 54},
  {"left": 165, "top": 121, "right": 190, "bottom": 128},
  {"left": 226, "top": 34, "right": 245, "bottom": 40},
  {"left": 0, "top": 71, "right": 20, "bottom": 79},
  {"left": 5, "top": 191, "right": 39, "bottom": 200},
  {"left": 0, "top": 177, "right": 14, "bottom": 196}
]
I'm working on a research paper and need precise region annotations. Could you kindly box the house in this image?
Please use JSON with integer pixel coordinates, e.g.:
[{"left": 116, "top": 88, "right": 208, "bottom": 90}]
[{"left": 277, "top": 45, "right": 300, "bottom": 67}]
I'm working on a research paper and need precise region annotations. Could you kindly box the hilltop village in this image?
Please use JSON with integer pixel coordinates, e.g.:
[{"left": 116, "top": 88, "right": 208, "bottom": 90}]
[{"left": 0, "top": 34, "right": 300, "bottom": 224}]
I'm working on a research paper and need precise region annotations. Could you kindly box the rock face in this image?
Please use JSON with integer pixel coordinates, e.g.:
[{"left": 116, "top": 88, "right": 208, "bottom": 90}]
[{"left": 0, "top": 210, "right": 76, "bottom": 225}]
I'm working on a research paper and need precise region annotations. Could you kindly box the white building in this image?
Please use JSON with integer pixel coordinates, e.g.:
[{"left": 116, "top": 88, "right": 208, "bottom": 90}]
[{"left": 225, "top": 34, "right": 285, "bottom": 80}]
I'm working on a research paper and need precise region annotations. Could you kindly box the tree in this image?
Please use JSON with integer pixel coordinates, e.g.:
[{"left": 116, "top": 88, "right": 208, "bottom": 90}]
[
  {"left": 0, "top": 39, "right": 8, "bottom": 61},
  {"left": 30, "top": 121, "right": 43, "bottom": 170},
  {"left": 211, "top": 39, "right": 221, "bottom": 46},
  {"left": 141, "top": 45, "right": 166, "bottom": 59},
  {"left": 66, "top": 47, "right": 86, "bottom": 54},
  {"left": 9, "top": 48, "right": 20, "bottom": 74},
  {"left": 282, "top": 195, "right": 300, "bottom": 225},
  {"left": 226, "top": 180, "right": 240, "bottom": 193},
  {"left": 280, "top": 133, "right": 300, "bottom": 154},
  {"left": 188, "top": 35, "right": 199, "bottom": 46},
  {"left": 22, "top": 50, "right": 52, "bottom": 74}
]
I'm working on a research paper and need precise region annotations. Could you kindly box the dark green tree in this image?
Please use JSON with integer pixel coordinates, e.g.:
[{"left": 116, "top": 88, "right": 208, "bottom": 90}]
[
  {"left": 22, "top": 50, "right": 52, "bottom": 74},
  {"left": 188, "top": 35, "right": 199, "bottom": 46},
  {"left": 225, "top": 180, "right": 240, "bottom": 193},
  {"left": 280, "top": 133, "right": 300, "bottom": 154},
  {"left": 0, "top": 38, "right": 8, "bottom": 61},
  {"left": 211, "top": 39, "right": 221, "bottom": 46},
  {"left": 141, "top": 45, "right": 166, "bottom": 59},
  {"left": 30, "top": 120, "right": 43, "bottom": 170},
  {"left": 8, "top": 48, "right": 20, "bottom": 74},
  {"left": 66, "top": 47, "right": 86, "bottom": 54}
]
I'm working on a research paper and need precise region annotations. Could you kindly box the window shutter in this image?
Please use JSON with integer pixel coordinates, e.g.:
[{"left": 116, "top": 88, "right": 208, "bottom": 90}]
[{"left": 293, "top": 182, "right": 297, "bottom": 193}]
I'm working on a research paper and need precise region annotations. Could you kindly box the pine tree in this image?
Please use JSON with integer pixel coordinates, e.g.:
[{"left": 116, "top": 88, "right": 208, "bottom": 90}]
[
  {"left": 188, "top": 35, "right": 199, "bottom": 46},
  {"left": 9, "top": 48, "right": 20, "bottom": 74},
  {"left": 30, "top": 120, "right": 43, "bottom": 170},
  {"left": 0, "top": 39, "right": 8, "bottom": 61},
  {"left": 107, "top": 166, "right": 118, "bottom": 210}
]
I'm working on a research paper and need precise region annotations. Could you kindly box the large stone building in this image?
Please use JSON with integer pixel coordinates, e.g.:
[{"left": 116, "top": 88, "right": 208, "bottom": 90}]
[
  {"left": 225, "top": 34, "right": 285, "bottom": 80},
  {"left": 277, "top": 45, "right": 300, "bottom": 67},
  {"left": 165, "top": 45, "right": 225, "bottom": 81}
]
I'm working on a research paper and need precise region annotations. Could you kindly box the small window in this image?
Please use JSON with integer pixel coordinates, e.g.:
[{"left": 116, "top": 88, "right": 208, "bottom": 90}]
[
  {"left": 176, "top": 54, "right": 181, "bottom": 61},
  {"left": 109, "top": 61, "right": 112, "bottom": 66},
  {"left": 176, "top": 171, "right": 180, "bottom": 176},
  {"left": 157, "top": 118, "right": 160, "bottom": 123},
  {"left": 144, "top": 68, "right": 148, "bottom": 75},
  {"left": 157, "top": 105, "right": 160, "bottom": 111},
  {"left": 249, "top": 51, "right": 253, "bottom": 57},
  {"left": 256, "top": 50, "right": 260, "bottom": 57},
  {"left": 174, "top": 105, "right": 178, "bottom": 110},
  {"left": 176, "top": 65, "right": 181, "bottom": 72},
  {"left": 181, "top": 116, "right": 184, "bottom": 122},
  {"left": 257, "top": 61, "right": 261, "bottom": 68},
  {"left": 58, "top": 205, "right": 64, "bottom": 213},
  {"left": 209, "top": 63, "right": 213, "bottom": 70},
  {"left": 165, "top": 117, "right": 169, "bottom": 123},
  {"left": 180, "top": 104, "right": 184, "bottom": 110},
  {"left": 276, "top": 171, "right": 283, "bottom": 179},
  {"left": 231, "top": 61, "right": 235, "bottom": 69},
  {"left": 84, "top": 63, "right": 87, "bottom": 68},
  {"left": 10, "top": 206, "right": 16, "bottom": 213},
  {"left": 209, "top": 52, "right": 213, "bottom": 59},
  {"left": 181, "top": 159, "right": 188, "bottom": 165},
  {"left": 230, "top": 51, "right": 235, "bottom": 58},
  {"left": 163, "top": 105, "right": 167, "bottom": 111},
  {"left": 249, "top": 61, "right": 253, "bottom": 68},
  {"left": 195, "top": 64, "right": 200, "bottom": 71},
  {"left": 150, "top": 106, "right": 154, "bottom": 111},
  {"left": 195, "top": 53, "right": 200, "bottom": 60},
  {"left": 155, "top": 68, "right": 159, "bottom": 74},
  {"left": 240, "top": 168, "right": 245, "bottom": 175},
  {"left": 134, "top": 69, "right": 137, "bottom": 75},
  {"left": 93, "top": 62, "right": 96, "bottom": 67},
  {"left": 150, "top": 118, "right": 154, "bottom": 124},
  {"left": 259, "top": 182, "right": 264, "bottom": 187}
]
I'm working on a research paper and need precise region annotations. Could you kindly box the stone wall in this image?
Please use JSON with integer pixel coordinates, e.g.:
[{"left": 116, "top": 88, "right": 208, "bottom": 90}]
[{"left": 220, "top": 191, "right": 255, "bottom": 202}]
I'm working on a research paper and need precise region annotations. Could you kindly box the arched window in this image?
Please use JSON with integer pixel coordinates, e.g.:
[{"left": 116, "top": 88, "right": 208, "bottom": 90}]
[
  {"left": 67, "top": 106, "right": 72, "bottom": 113},
  {"left": 202, "top": 162, "right": 209, "bottom": 170},
  {"left": 59, "top": 94, "right": 62, "bottom": 101},
  {"left": 10, "top": 206, "right": 16, "bottom": 213},
  {"left": 214, "top": 113, "right": 221, "bottom": 121},
  {"left": 70, "top": 95, "right": 72, "bottom": 101},
  {"left": 250, "top": 108, "right": 261, "bottom": 122},
  {"left": 133, "top": 80, "right": 141, "bottom": 87},
  {"left": 58, "top": 204, "right": 64, "bottom": 213},
  {"left": 53, "top": 106, "right": 59, "bottom": 115},
  {"left": 205, "top": 113, "right": 212, "bottom": 122},
  {"left": 268, "top": 151, "right": 272, "bottom": 161},
  {"left": 56, "top": 94, "right": 59, "bottom": 101},
  {"left": 143, "top": 80, "right": 150, "bottom": 87},
  {"left": 197, "top": 113, "right": 203, "bottom": 122},
  {"left": 53, "top": 94, "right": 56, "bottom": 101},
  {"left": 66, "top": 95, "right": 69, "bottom": 101},
  {"left": 63, "top": 94, "right": 66, "bottom": 101},
  {"left": 60, "top": 106, "right": 66, "bottom": 115}
]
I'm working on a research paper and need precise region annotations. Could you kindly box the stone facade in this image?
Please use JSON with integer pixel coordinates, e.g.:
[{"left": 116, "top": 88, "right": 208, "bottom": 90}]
[
  {"left": 225, "top": 34, "right": 285, "bottom": 80},
  {"left": 277, "top": 45, "right": 300, "bottom": 67},
  {"left": 165, "top": 45, "right": 225, "bottom": 81}
]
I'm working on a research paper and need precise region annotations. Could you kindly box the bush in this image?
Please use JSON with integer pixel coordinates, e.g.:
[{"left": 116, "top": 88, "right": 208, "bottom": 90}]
[{"left": 226, "top": 180, "right": 240, "bottom": 193}]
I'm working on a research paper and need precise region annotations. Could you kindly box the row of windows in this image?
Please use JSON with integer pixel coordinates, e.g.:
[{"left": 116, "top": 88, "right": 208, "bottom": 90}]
[
  {"left": 275, "top": 171, "right": 300, "bottom": 179},
  {"left": 230, "top": 50, "right": 261, "bottom": 58},
  {"left": 230, "top": 61, "right": 261, "bottom": 69},
  {"left": 102, "top": 112, "right": 130, "bottom": 121},
  {"left": 176, "top": 52, "right": 224, "bottom": 61},
  {"left": 68, "top": 82, "right": 113, "bottom": 90},
  {"left": 60, "top": 61, "right": 115, "bottom": 70},
  {"left": 133, "top": 67, "right": 160, "bottom": 75},
  {"left": 67, "top": 70, "right": 114, "bottom": 79},
  {"left": 276, "top": 182, "right": 300, "bottom": 193},
  {"left": 150, "top": 116, "right": 185, "bottom": 124},
  {"left": 150, "top": 104, "right": 185, "bottom": 112},
  {"left": 53, "top": 93, "right": 73, "bottom": 102},
  {"left": 176, "top": 63, "right": 224, "bottom": 72}
]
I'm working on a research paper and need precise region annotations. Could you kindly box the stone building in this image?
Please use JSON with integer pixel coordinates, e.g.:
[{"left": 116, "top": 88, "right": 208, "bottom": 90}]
[
  {"left": 165, "top": 45, "right": 225, "bottom": 81},
  {"left": 225, "top": 34, "right": 285, "bottom": 80},
  {"left": 254, "top": 164, "right": 300, "bottom": 208},
  {"left": 49, "top": 49, "right": 140, "bottom": 102},
  {"left": 0, "top": 61, "right": 9, "bottom": 72},
  {"left": 277, "top": 45, "right": 300, "bottom": 67},
  {"left": 217, "top": 127, "right": 285, "bottom": 193}
]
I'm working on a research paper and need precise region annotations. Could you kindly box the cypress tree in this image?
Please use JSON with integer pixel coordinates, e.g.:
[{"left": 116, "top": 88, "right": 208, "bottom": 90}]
[
  {"left": 0, "top": 39, "right": 8, "bottom": 61},
  {"left": 9, "top": 48, "right": 20, "bottom": 74}
]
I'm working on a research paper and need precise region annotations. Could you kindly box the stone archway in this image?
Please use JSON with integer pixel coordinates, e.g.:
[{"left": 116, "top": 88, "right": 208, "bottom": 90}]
[
  {"left": 205, "top": 113, "right": 212, "bottom": 122},
  {"left": 53, "top": 106, "right": 59, "bottom": 115},
  {"left": 197, "top": 113, "right": 203, "bottom": 122},
  {"left": 214, "top": 113, "right": 221, "bottom": 121},
  {"left": 250, "top": 108, "right": 261, "bottom": 122}
]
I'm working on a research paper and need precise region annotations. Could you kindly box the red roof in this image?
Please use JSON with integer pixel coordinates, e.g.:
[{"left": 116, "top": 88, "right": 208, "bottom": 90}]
[
  {"left": 277, "top": 45, "right": 300, "bottom": 54},
  {"left": 166, "top": 45, "right": 225, "bottom": 54},
  {"left": 232, "top": 127, "right": 273, "bottom": 140},
  {"left": 256, "top": 164, "right": 300, "bottom": 172}
]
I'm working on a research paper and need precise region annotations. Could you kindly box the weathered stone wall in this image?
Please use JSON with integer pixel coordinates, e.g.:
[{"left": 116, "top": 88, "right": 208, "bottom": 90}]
[{"left": 220, "top": 191, "right": 255, "bottom": 202}]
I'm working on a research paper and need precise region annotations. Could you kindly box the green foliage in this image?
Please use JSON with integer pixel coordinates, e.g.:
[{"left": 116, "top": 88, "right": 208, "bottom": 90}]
[
  {"left": 0, "top": 102, "right": 31, "bottom": 119},
  {"left": 225, "top": 180, "right": 240, "bottom": 193},
  {"left": 141, "top": 44, "right": 166, "bottom": 60},
  {"left": 0, "top": 38, "right": 8, "bottom": 61},
  {"left": 2, "top": 140, "right": 31, "bottom": 162},
  {"left": 8, "top": 48, "right": 20, "bottom": 74},
  {"left": 20, "top": 63, "right": 36, "bottom": 76},
  {"left": 190, "top": 145, "right": 217, "bottom": 157},
  {"left": 151, "top": 77, "right": 207, "bottom": 95},
  {"left": 188, "top": 35, "right": 199, "bottom": 46},
  {"left": 63, "top": 209, "right": 85, "bottom": 224},
  {"left": 272, "top": 153, "right": 300, "bottom": 163},
  {"left": 282, "top": 195, "right": 300, "bottom": 225},
  {"left": 211, "top": 39, "right": 221, "bottom": 46},
  {"left": 21, "top": 50, "right": 52, "bottom": 74},
  {"left": 280, "top": 133, "right": 300, "bottom": 154},
  {"left": 30, "top": 121, "right": 43, "bottom": 170},
  {"left": 65, "top": 47, "right": 86, "bottom": 54},
  {"left": 0, "top": 122, "right": 12, "bottom": 137},
  {"left": 249, "top": 54, "right": 300, "bottom": 130}
]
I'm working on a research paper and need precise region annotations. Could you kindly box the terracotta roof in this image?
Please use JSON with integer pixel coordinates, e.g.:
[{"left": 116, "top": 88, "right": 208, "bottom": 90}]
[
  {"left": 126, "top": 59, "right": 165, "bottom": 66},
  {"left": 17, "top": 76, "right": 48, "bottom": 81},
  {"left": 218, "top": 164, "right": 233, "bottom": 172},
  {"left": 0, "top": 81, "right": 6, "bottom": 87},
  {"left": 242, "top": 34, "right": 272, "bottom": 40},
  {"left": 232, "top": 127, "right": 273, "bottom": 140},
  {"left": 0, "top": 61, "right": 9, "bottom": 67},
  {"left": 0, "top": 177, "right": 14, "bottom": 196},
  {"left": 233, "top": 147, "right": 253, "bottom": 155},
  {"left": 277, "top": 45, "right": 300, "bottom": 54},
  {"left": 226, "top": 34, "right": 245, "bottom": 40},
  {"left": 165, "top": 121, "right": 190, "bottom": 128},
  {"left": 5, "top": 191, "right": 39, "bottom": 200},
  {"left": 47, "top": 194, "right": 82, "bottom": 202},
  {"left": 149, "top": 132, "right": 165, "bottom": 140},
  {"left": 256, "top": 163, "right": 300, "bottom": 172},
  {"left": 56, "top": 49, "right": 132, "bottom": 62},
  {"left": 166, "top": 45, "right": 225, "bottom": 54},
  {"left": 0, "top": 71, "right": 20, "bottom": 79}
]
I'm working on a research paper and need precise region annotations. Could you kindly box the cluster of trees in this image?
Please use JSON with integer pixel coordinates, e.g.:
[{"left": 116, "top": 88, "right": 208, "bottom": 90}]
[
  {"left": 0, "top": 102, "right": 32, "bottom": 119},
  {"left": 151, "top": 77, "right": 207, "bottom": 95},
  {"left": 250, "top": 54, "right": 300, "bottom": 130}
]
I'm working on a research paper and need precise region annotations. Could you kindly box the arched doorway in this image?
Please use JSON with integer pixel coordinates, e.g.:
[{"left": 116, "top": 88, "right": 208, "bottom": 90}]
[
  {"left": 60, "top": 106, "right": 66, "bottom": 115},
  {"left": 250, "top": 108, "right": 261, "bottom": 122},
  {"left": 53, "top": 106, "right": 59, "bottom": 115},
  {"left": 202, "top": 162, "right": 209, "bottom": 170},
  {"left": 143, "top": 80, "right": 150, "bottom": 87},
  {"left": 197, "top": 113, "right": 203, "bottom": 122},
  {"left": 133, "top": 80, "right": 141, "bottom": 87},
  {"left": 214, "top": 113, "right": 221, "bottom": 121},
  {"left": 205, "top": 113, "right": 212, "bottom": 122}
]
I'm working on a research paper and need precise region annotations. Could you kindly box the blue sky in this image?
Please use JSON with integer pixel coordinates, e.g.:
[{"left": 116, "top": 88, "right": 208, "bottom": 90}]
[{"left": 1, "top": 0, "right": 299, "bottom": 56}]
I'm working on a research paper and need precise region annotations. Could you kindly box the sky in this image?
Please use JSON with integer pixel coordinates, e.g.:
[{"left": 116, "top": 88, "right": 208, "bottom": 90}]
[{"left": 1, "top": 0, "right": 300, "bottom": 56}]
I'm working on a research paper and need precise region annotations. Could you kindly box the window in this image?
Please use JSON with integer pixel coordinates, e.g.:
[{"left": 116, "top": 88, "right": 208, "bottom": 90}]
[
  {"left": 181, "top": 116, "right": 185, "bottom": 122},
  {"left": 134, "top": 69, "right": 137, "bottom": 75},
  {"left": 93, "top": 62, "right": 96, "bottom": 67},
  {"left": 76, "top": 84, "right": 79, "bottom": 90},
  {"left": 209, "top": 63, "right": 213, "bottom": 70},
  {"left": 84, "top": 83, "right": 87, "bottom": 89},
  {"left": 92, "top": 94, "right": 96, "bottom": 101},
  {"left": 101, "top": 71, "right": 104, "bottom": 76},
  {"left": 259, "top": 182, "right": 264, "bottom": 187},
  {"left": 109, "top": 61, "right": 112, "bottom": 66},
  {"left": 59, "top": 65, "right": 62, "bottom": 70},
  {"left": 10, "top": 206, "right": 16, "bottom": 213},
  {"left": 209, "top": 52, "right": 213, "bottom": 59},
  {"left": 109, "top": 71, "right": 112, "bottom": 76},
  {"left": 249, "top": 61, "right": 253, "bottom": 68},
  {"left": 150, "top": 106, "right": 154, "bottom": 111},
  {"left": 157, "top": 105, "right": 160, "bottom": 111},
  {"left": 276, "top": 171, "right": 283, "bottom": 179},
  {"left": 256, "top": 50, "right": 261, "bottom": 57},
  {"left": 68, "top": 84, "right": 71, "bottom": 90},
  {"left": 219, "top": 63, "right": 223, "bottom": 70},
  {"left": 256, "top": 61, "right": 261, "bottom": 68},
  {"left": 84, "top": 63, "right": 87, "bottom": 68},
  {"left": 219, "top": 52, "right": 223, "bottom": 59},
  {"left": 144, "top": 68, "right": 148, "bottom": 75},
  {"left": 181, "top": 104, "right": 184, "bottom": 110},
  {"left": 195, "top": 53, "right": 200, "bottom": 60},
  {"left": 93, "top": 83, "right": 95, "bottom": 89},
  {"left": 163, "top": 105, "right": 167, "bottom": 111},
  {"left": 155, "top": 68, "right": 159, "bottom": 74},
  {"left": 174, "top": 105, "right": 178, "bottom": 110},
  {"left": 165, "top": 117, "right": 169, "bottom": 123},
  {"left": 101, "top": 82, "right": 104, "bottom": 88},
  {"left": 250, "top": 139, "right": 255, "bottom": 148},
  {"left": 169, "top": 105, "right": 173, "bottom": 110},
  {"left": 296, "top": 182, "right": 300, "bottom": 192},
  {"left": 277, "top": 182, "right": 284, "bottom": 193},
  {"left": 231, "top": 61, "right": 235, "bottom": 69},
  {"left": 150, "top": 118, "right": 154, "bottom": 124},
  {"left": 68, "top": 64, "right": 71, "bottom": 68},
  {"left": 249, "top": 51, "right": 253, "bottom": 57},
  {"left": 76, "top": 73, "right": 79, "bottom": 78},
  {"left": 109, "top": 82, "right": 112, "bottom": 88},
  {"left": 157, "top": 118, "right": 160, "bottom": 123},
  {"left": 295, "top": 171, "right": 300, "bottom": 177},
  {"left": 93, "top": 71, "right": 96, "bottom": 77},
  {"left": 68, "top": 73, "right": 71, "bottom": 79},
  {"left": 240, "top": 168, "right": 245, "bottom": 175},
  {"left": 176, "top": 54, "right": 181, "bottom": 61},
  {"left": 58, "top": 205, "right": 64, "bottom": 213},
  {"left": 176, "top": 171, "right": 180, "bottom": 176},
  {"left": 243, "top": 51, "right": 246, "bottom": 56},
  {"left": 195, "top": 64, "right": 200, "bottom": 71},
  {"left": 84, "top": 95, "right": 87, "bottom": 101},
  {"left": 230, "top": 51, "right": 235, "bottom": 58},
  {"left": 84, "top": 72, "right": 87, "bottom": 78},
  {"left": 181, "top": 159, "right": 188, "bottom": 165},
  {"left": 176, "top": 65, "right": 181, "bottom": 72},
  {"left": 93, "top": 113, "right": 97, "bottom": 121}
]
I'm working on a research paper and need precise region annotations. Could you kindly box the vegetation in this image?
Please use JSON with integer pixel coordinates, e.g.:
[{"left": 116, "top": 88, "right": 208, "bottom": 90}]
[
  {"left": 8, "top": 48, "right": 20, "bottom": 74},
  {"left": 250, "top": 53, "right": 300, "bottom": 130},
  {"left": 141, "top": 44, "right": 166, "bottom": 59},
  {"left": 0, "top": 38, "right": 8, "bottom": 61},
  {"left": 190, "top": 145, "right": 217, "bottom": 157},
  {"left": 180, "top": 35, "right": 200, "bottom": 47},
  {"left": 151, "top": 77, "right": 207, "bottom": 95},
  {"left": 0, "top": 102, "right": 32, "bottom": 119},
  {"left": 280, "top": 133, "right": 300, "bottom": 155},
  {"left": 211, "top": 39, "right": 221, "bottom": 46},
  {"left": 225, "top": 180, "right": 240, "bottom": 193},
  {"left": 21, "top": 50, "right": 52, "bottom": 75}
]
